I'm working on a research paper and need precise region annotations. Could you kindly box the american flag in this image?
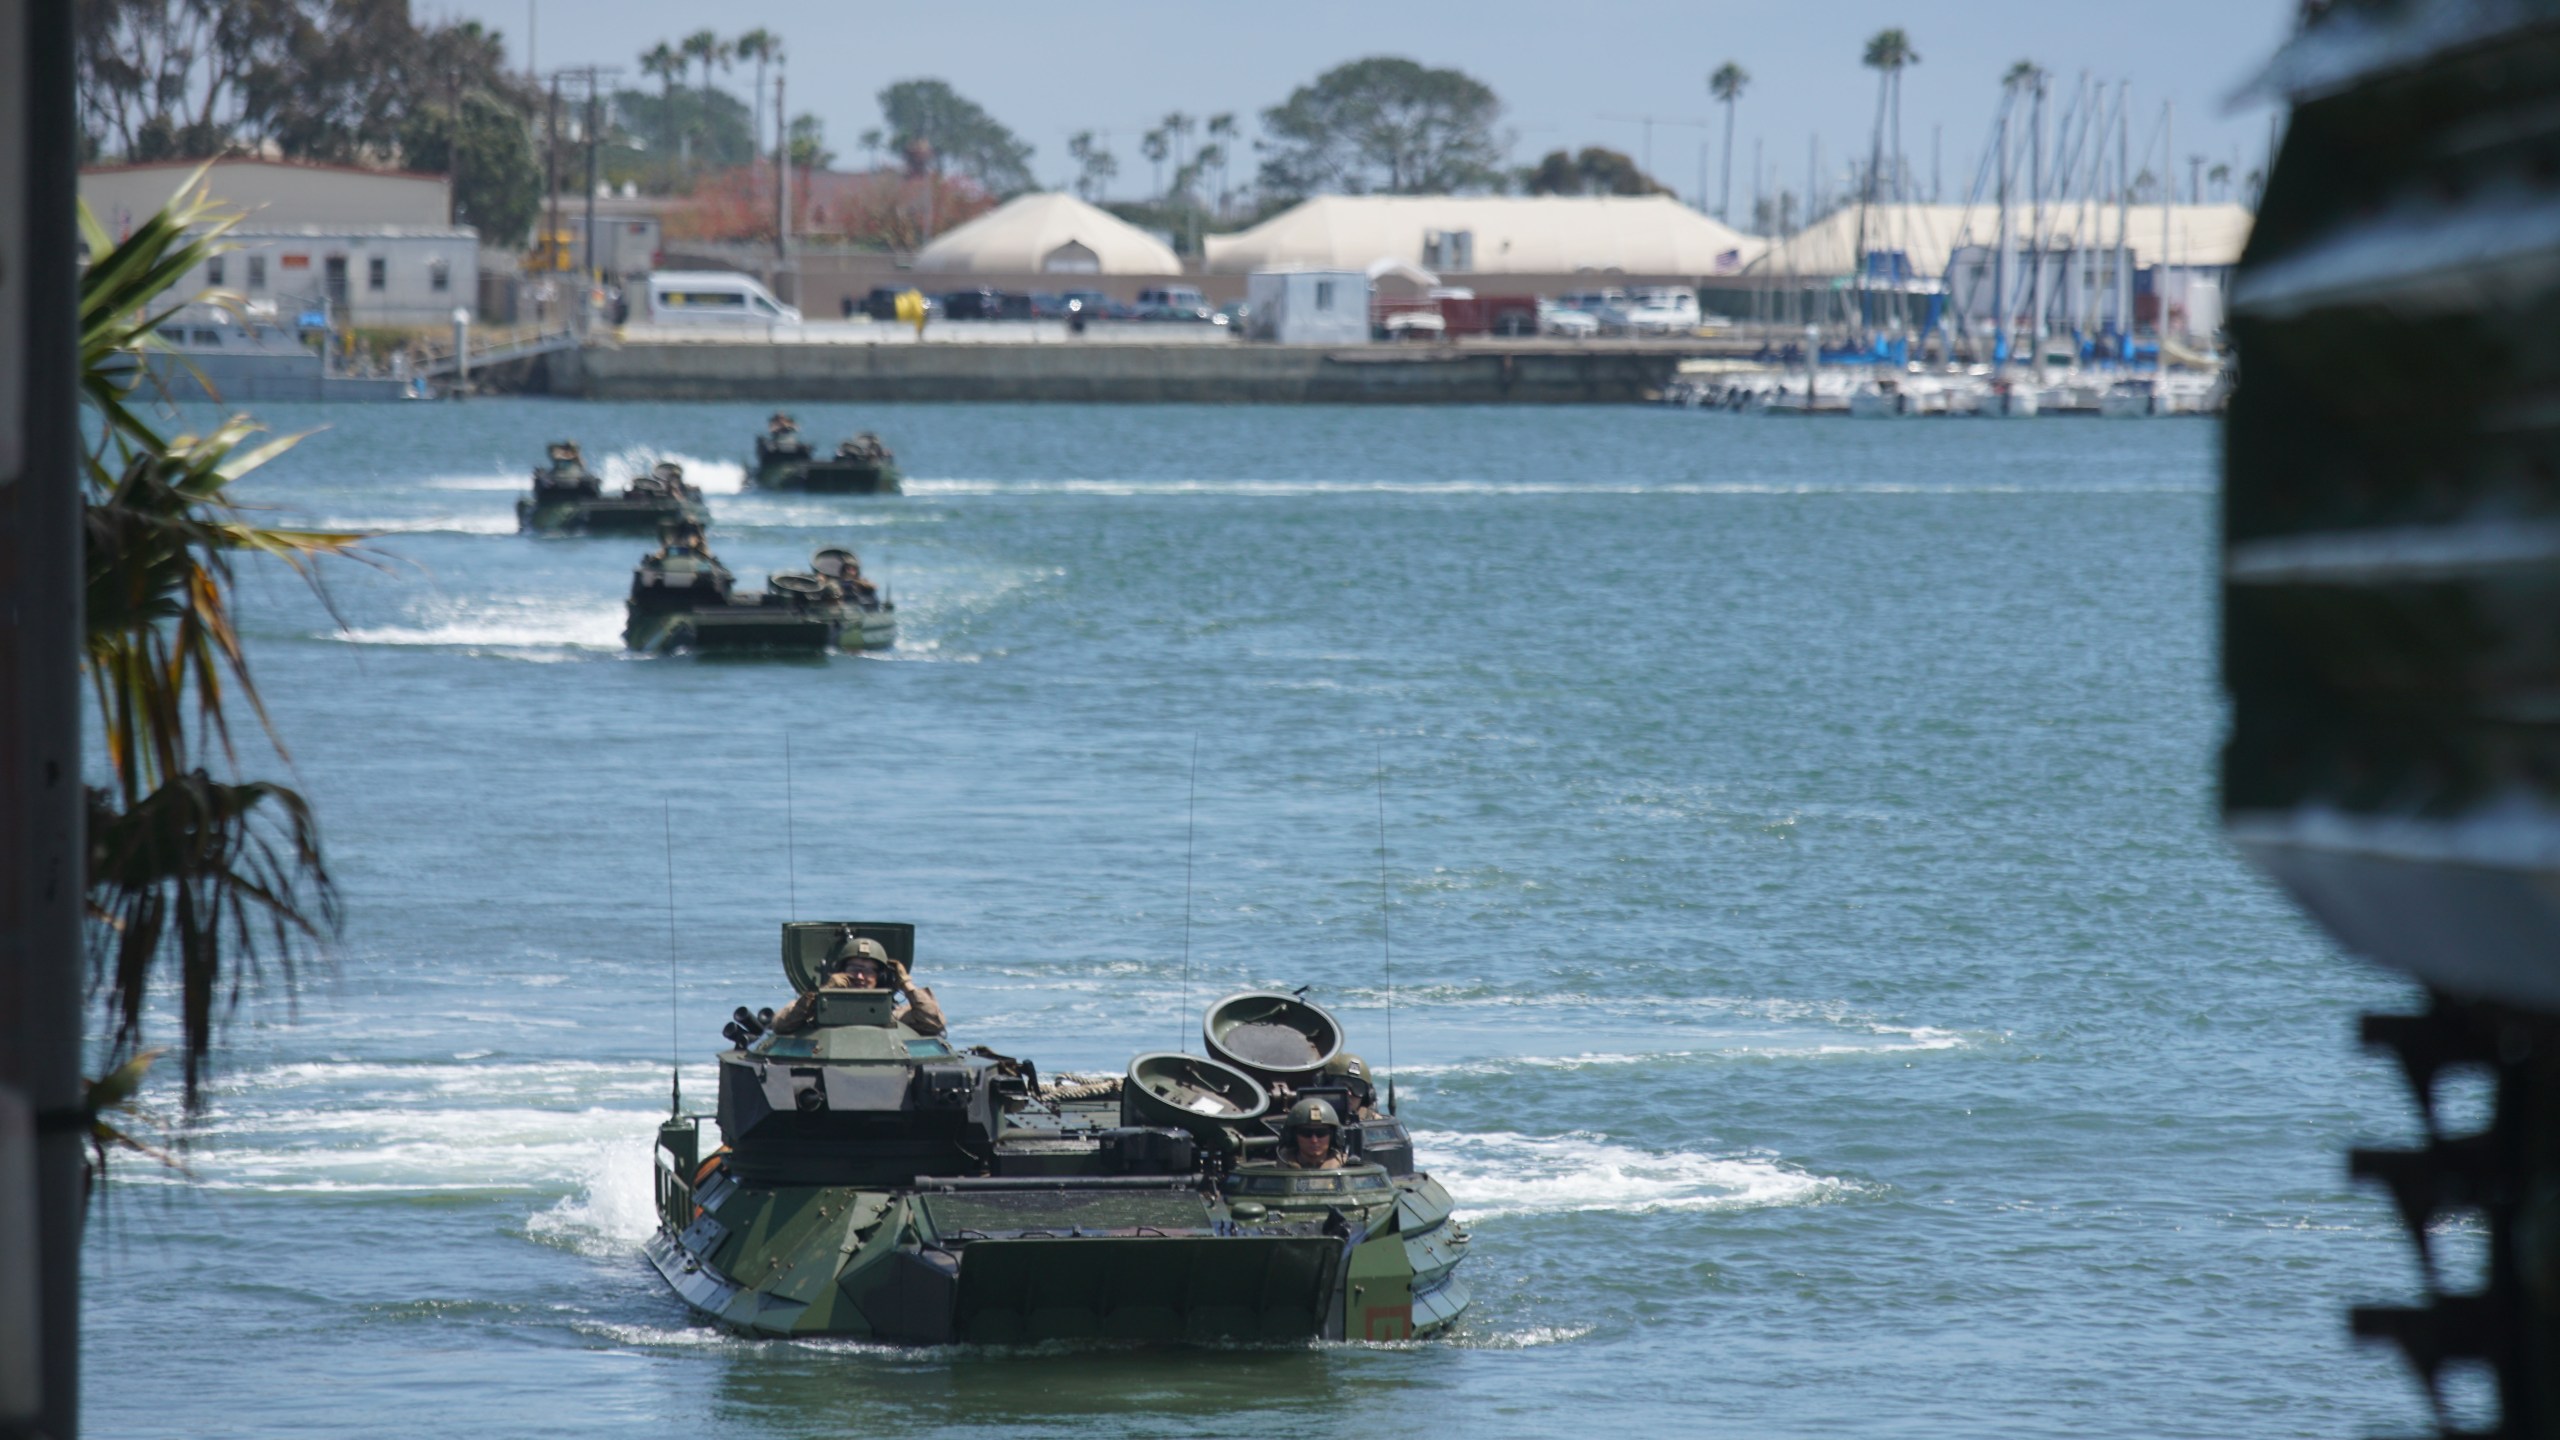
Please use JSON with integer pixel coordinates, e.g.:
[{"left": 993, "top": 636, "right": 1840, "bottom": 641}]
[{"left": 1715, "top": 249, "right": 1741, "bottom": 273}]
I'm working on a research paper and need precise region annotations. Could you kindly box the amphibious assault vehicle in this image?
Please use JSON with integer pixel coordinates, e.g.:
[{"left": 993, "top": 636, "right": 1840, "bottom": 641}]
[
  {"left": 518, "top": 445, "right": 711, "bottom": 535},
  {"left": 622, "top": 529, "right": 896, "bottom": 655},
  {"left": 753, "top": 418, "right": 901, "bottom": 494},
  {"left": 646, "top": 922, "right": 1472, "bottom": 1343}
]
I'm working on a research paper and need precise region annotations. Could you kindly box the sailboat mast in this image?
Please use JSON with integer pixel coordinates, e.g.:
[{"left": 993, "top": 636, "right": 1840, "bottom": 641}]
[
  {"left": 2161, "top": 99, "right": 2174, "bottom": 354},
  {"left": 2029, "top": 72, "right": 2047, "bottom": 380},
  {"left": 2117, "top": 82, "right": 2132, "bottom": 356},
  {"left": 1994, "top": 93, "right": 2011, "bottom": 373}
]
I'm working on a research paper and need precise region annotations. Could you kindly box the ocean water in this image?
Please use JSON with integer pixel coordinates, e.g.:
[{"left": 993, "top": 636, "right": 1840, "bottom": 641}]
[{"left": 83, "top": 401, "right": 2430, "bottom": 1438}]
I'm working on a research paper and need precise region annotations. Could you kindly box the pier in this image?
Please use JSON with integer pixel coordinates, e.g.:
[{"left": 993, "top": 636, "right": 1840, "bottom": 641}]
[{"left": 544, "top": 336, "right": 1704, "bottom": 404}]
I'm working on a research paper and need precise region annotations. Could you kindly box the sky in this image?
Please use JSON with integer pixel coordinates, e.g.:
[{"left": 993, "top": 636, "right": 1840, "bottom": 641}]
[{"left": 440, "top": 0, "right": 2299, "bottom": 218}]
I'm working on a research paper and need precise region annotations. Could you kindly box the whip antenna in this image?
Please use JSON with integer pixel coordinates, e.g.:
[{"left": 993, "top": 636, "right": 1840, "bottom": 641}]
[
  {"left": 664, "top": 798, "right": 681, "bottom": 1117},
  {"left": 1179, "top": 735, "right": 1199, "bottom": 1053},
  {"left": 783, "top": 728, "right": 798, "bottom": 921},
  {"left": 1374, "top": 740, "right": 1397, "bottom": 1116}
]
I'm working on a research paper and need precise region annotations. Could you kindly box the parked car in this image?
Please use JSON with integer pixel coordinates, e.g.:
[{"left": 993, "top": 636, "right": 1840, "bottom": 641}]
[
  {"left": 1058, "top": 289, "right": 1137, "bottom": 320},
  {"left": 1539, "top": 300, "right": 1601, "bottom": 338},
  {"left": 938, "top": 288, "right": 1017, "bottom": 320},
  {"left": 1555, "top": 288, "right": 1632, "bottom": 334},
  {"left": 1214, "top": 299, "right": 1251, "bottom": 329},
  {"left": 1026, "top": 292, "right": 1075, "bottom": 319},
  {"left": 1135, "top": 284, "right": 1217, "bottom": 322},
  {"left": 1622, "top": 286, "right": 1702, "bottom": 335},
  {"left": 860, "top": 286, "right": 935, "bottom": 321}
]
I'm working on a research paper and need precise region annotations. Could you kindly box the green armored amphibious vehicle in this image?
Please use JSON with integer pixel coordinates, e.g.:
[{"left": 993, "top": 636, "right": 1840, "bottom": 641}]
[
  {"left": 622, "top": 528, "right": 896, "bottom": 655},
  {"left": 753, "top": 414, "right": 901, "bottom": 494},
  {"left": 646, "top": 922, "right": 1472, "bottom": 1343},
  {"left": 518, "top": 445, "right": 711, "bottom": 535}
]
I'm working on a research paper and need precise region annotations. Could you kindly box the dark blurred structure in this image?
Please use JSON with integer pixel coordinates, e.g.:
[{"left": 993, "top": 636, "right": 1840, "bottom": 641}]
[{"left": 2226, "top": 3, "right": 2560, "bottom": 1433}]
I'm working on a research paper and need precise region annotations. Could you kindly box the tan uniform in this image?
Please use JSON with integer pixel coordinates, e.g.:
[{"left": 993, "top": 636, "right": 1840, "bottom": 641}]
[
  {"left": 1282, "top": 1141, "right": 1346, "bottom": 1170},
  {"left": 770, "top": 965, "right": 948, "bottom": 1037}
]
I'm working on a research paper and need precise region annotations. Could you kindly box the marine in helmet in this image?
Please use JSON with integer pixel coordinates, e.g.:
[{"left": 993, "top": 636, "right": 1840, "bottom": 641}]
[
  {"left": 769, "top": 931, "right": 948, "bottom": 1038},
  {"left": 1323, "top": 1052, "right": 1384, "bottom": 1119},
  {"left": 1279, "top": 1098, "right": 1346, "bottom": 1170}
]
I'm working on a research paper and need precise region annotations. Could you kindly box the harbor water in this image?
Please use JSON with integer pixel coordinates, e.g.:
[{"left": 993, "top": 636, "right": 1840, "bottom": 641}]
[{"left": 85, "top": 402, "right": 2427, "bottom": 1437}]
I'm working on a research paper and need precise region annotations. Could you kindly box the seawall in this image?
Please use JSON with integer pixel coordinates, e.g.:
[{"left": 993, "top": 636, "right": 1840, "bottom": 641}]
[{"left": 544, "top": 340, "right": 1694, "bottom": 404}]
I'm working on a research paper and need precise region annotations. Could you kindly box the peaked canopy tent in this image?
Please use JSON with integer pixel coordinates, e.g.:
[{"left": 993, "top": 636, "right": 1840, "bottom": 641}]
[
  {"left": 909, "top": 192, "right": 1182, "bottom": 275},
  {"left": 1203, "top": 195, "right": 1767, "bottom": 277},
  {"left": 1745, "top": 202, "right": 2257, "bottom": 279}
]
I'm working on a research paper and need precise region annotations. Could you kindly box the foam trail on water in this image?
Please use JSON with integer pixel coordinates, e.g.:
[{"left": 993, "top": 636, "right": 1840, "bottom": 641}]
[
  {"left": 902, "top": 477, "right": 2205, "bottom": 498},
  {"left": 335, "top": 600, "right": 625, "bottom": 655},
  {"left": 598, "top": 447, "right": 747, "bottom": 495},
  {"left": 309, "top": 512, "right": 518, "bottom": 536},
  {"left": 1413, "top": 1129, "right": 1855, "bottom": 1219}
]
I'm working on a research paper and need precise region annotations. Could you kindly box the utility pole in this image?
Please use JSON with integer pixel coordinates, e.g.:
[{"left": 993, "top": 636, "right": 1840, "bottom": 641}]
[
  {"left": 772, "top": 53, "right": 788, "bottom": 267},
  {"left": 775, "top": 65, "right": 792, "bottom": 292},
  {"left": 544, "top": 75, "right": 560, "bottom": 273},
  {"left": 547, "top": 67, "right": 617, "bottom": 289}
]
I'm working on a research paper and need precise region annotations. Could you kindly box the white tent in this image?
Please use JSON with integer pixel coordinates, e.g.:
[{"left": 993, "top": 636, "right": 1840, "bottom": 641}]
[
  {"left": 910, "top": 192, "right": 1181, "bottom": 275},
  {"left": 1746, "top": 202, "right": 2255, "bottom": 278},
  {"left": 1204, "top": 195, "right": 1766, "bottom": 276}
]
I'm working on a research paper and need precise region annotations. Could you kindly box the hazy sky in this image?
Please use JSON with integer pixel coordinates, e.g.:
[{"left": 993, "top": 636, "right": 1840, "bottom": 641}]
[{"left": 445, "top": 0, "right": 2297, "bottom": 214}]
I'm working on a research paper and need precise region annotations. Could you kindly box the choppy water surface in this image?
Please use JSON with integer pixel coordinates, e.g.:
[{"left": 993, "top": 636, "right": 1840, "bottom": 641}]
[{"left": 86, "top": 402, "right": 2426, "bottom": 1438}]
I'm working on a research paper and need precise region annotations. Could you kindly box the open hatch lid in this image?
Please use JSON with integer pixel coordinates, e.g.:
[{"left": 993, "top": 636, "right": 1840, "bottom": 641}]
[{"left": 780, "top": 920, "right": 915, "bottom": 994}]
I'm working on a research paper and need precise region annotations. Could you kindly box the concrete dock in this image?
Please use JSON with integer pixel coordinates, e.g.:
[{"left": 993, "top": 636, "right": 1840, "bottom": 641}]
[{"left": 539, "top": 337, "right": 1706, "bottom": 404}]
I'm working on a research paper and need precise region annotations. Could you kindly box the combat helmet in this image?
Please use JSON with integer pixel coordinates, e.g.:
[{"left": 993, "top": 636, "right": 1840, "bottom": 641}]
[
  {"left": 1283, "top": 1097, "right": 1340, "bottom": 1135},
  {"left": 827, "top": 931, "right": 890, "bottom": 978}
]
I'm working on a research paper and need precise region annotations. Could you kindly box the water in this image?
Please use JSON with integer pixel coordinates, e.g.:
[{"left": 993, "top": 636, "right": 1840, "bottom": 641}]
[{"left": 85, "top": 402, "right": 2429, "bottom": 1438}]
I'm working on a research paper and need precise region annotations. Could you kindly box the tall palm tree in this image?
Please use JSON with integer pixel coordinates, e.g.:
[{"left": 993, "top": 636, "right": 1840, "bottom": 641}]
[
  {"left": 1708, "top": 62, "right": 1749, "bottom": 223},
  {"left": 734, "top": 29, "right": 780, "bottom": 159},
  {"left": 681, "top": 29, "right": 729, "bottom": 95},
  {"left": 1206, "top": 112, "right": 1237, "bottom": 218},
  {"left": 1862, "top": 29, "right": 1919, "bottom": 203},
  {"left": 1161, "top": 112, "right": 1195, "bottom": 199},
  {"left": 78, "top": 176, "right": 364, "bottom": 1107},
  {"left": 639, "top": 42, "right": 682, "bottom": 177},
  {"left": 1141, "top": 128, "right": 1169, "bottom": 200},
  {"left": 679, "top": 30, "right": 729, "bottom": 174}
]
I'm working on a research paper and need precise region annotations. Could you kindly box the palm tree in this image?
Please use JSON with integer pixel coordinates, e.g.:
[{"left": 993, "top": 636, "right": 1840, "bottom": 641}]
[
  {"left": 734, "top": 29, "right": 780, "bottom": 159},
  {"left": 1162, "top": 111, "right": 1195, "bottom": 190},
  {"left": 639, "top": 42, "right": 682, "bottom": 177},
  {"left": 1862, "top": 29, "right": 1918, "bottom": 203},
  {"left": 78, "top": 176, "right": 364, "bottom": 1108},
  {"left": 679, "top": 30, "right": 729, "bottom": 174},
  {"left": 1206, "top": 112, "right": 1237, "bottom": 218},
  {"left": 1141, "top": 127, "right": 1169, "bottom": 200},
  {"left": 681, "top": 29, "right": 729, "bottom": 95},
  {"left": 1708, "top": 62, "right": 1749, "bottom": 223}
]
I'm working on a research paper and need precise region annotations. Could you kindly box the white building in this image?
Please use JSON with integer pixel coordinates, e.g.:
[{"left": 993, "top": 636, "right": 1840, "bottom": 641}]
[
  {"left": 1205, "top": 195, "right": 1765, "bottom": 278},
  {"left": 196, "top": 227, "right": 481, "bottom": 327},
  {"left": 82, "top": 157, "right": 479, "bottom": 325},
  {"left": 1246, "top": 270, "right": 1370, "bottom": 344},
  {"left": 910, "top": 192, "right": 1181, "bottom": 275}
]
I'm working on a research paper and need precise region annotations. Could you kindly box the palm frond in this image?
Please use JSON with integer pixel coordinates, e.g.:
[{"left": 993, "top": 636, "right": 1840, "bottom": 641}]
[{"left": 79, "top": 168, "right": 372, "bottom": 1107}]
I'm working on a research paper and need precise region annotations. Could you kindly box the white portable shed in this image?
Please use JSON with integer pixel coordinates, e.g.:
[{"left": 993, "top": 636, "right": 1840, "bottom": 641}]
[{"left": 1246, "top": 270, "right": 1369, "bottom": 344}]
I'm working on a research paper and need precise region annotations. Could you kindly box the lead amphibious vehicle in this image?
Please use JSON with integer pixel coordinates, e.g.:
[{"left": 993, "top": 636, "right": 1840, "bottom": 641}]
[
  {"left": 622, "top": 532, "right": 895, "bottom": 655},
  {"left": 646, "top": 921, "right": 1471, "bottom": 1343}
]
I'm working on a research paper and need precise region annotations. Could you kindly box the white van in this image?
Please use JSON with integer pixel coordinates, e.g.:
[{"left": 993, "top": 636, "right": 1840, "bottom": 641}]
[{"left": 645, "top": 271, "right": 803, "bottom": 327}]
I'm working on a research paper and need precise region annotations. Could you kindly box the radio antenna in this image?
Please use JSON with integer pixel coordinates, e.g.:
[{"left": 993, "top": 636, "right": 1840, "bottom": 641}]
[
  {"left": 1373, "top": 740, "right": 1397, "bottom": 1116},
  {"left": 664, "top": 798, "right": 681, "bottom": 1117},
  {"left": 1179, "top": 735, "right": 1199, "bottom": 1054},
  {"left": 783, "top": 728, "right": 798, "bottom": 921}
]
